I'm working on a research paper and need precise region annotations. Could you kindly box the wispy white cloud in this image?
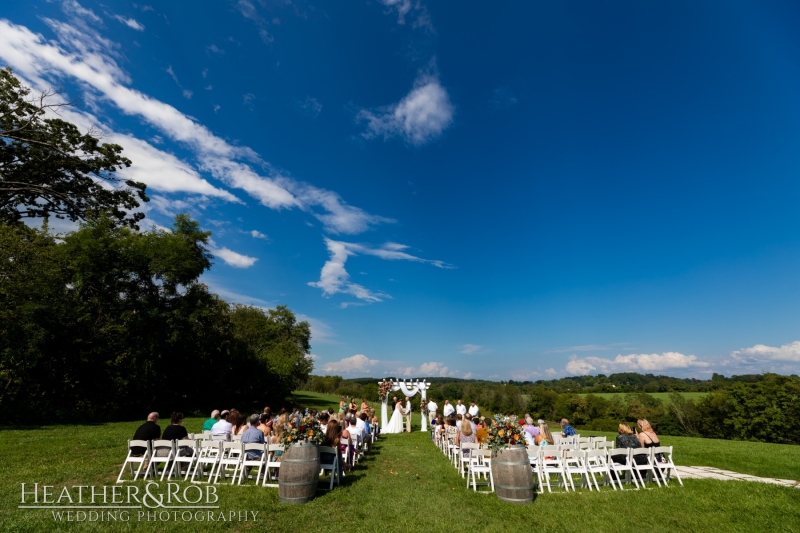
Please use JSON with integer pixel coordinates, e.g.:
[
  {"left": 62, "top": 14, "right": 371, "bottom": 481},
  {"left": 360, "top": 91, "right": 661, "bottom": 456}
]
[
  {"left": 377, "top": 0, "right": 433, "bottom": 30},
  {"left": 0, "top": 16, "right": 392, "bottom": 235},
  {"left": 308, "top": 239, "right": 388, "bottom": 303},
  {"left": 323, "top": 354, "right": 380, "bottom": 374},
  {"left": 357, "top": 70, "right": 454, "bottom": 146},
  {"left": 112, "top": 15, "right": 145, "bottom": 31},
  {"left": 308, "top": 238, "right": 450, "bottom": 303},
  {"left": 235, "top": 0, "right": 273, "bottom": 43},
  {"left": 297, "top": 96, "right": 322, "bottom": 118},
  {"left": 250, "top": 230, "right": 268, "bottom": 240},
  {"left": 296, "top": 314, "right": 337, "bottom": 345},
  {"left": 208, "top": 243, "right": 258, "bottom": 268},
  {"left": 565, "top": 352, "right": 710, "bottom": 376},
  {"left": 732, "top": 341, "right": 800, "bottom": 363},
  {"left": 460, "top": 344, "right": 481, "bottom": 354}
]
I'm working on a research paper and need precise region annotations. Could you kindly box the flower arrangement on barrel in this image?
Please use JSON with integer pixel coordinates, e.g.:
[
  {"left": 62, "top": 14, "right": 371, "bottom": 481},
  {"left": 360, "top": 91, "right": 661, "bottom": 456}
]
[
  {"left": 485, "top": 414, "right": 527, "bottom": 452},
  {"left": 378, "top": 380, "right": 393, "bottom": 401},
  {"left": 280, "top": 416, "right": 325, "bottom": 446}
]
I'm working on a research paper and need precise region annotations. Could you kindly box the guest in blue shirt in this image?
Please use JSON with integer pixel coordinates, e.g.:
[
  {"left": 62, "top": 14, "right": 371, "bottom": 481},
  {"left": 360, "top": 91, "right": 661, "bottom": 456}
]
[
  {"left": 561, "top": 418, "right": 576, "bottom": 437},
  {"left": 242, "top": 414, "right": 265, "bottom": 459}
]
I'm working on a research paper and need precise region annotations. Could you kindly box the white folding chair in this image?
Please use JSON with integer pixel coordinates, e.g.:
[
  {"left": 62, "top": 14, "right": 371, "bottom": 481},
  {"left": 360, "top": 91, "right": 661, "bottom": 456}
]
[
  {"left": 595, "top": 440, "right": 615, "bottom": 450},
  {"left": 585, "top": 448, "right": 616, "bottom": 490},
  {"left": 607, "top": 448, "right": 640, "bottom": 490},
  {"left": 117, "top": 440, "right": 152, "bottom": 483},
  {"left": 214, "top": 442, "right": 244, "bottom": 484},
  {"left": 168, "top": 440, "right": 199, "bottom": 481},
  {"left": 527, "top": 445, "right": 543, "bottom": 493},
  {"left": 263, "top": 444, "right": 285, "bottom": 487},
  {"left": 563, "top": 449, "right": 594, "bottom": 491},
  {"left": 631, "top": 448, "right": 662, "bottom": 487},
  {"left": 318, "top": 445, "right": 341, "bottom": 490},
  {"left": 467, "top": 449, "right": 494, "bottom": 492},
  {"left": 191, "top": 441, "right": 222, "bottom": 483},
  {"left": 539, "top": 447, "right": 569, "bottom": 492},
  {"left": 149, "top": 440, "right": 176, "bottom": 481},
  {"left": 459, "top": 443, "right": 479, "bottom": 478},
  {"left": 651, "top": 446, "right": 682, "bottom": 487},
  {"left": 237, "top": 443, "right": 267, "bottom": 485}
]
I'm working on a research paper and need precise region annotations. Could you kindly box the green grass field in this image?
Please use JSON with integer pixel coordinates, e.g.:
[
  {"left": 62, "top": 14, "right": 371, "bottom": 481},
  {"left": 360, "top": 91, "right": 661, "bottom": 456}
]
[
  {"left": 576, "top": 392, "right": 708, "bottom": 402},
  {"left": 1, "top": 392, "right": 798, "bottom": 532}
]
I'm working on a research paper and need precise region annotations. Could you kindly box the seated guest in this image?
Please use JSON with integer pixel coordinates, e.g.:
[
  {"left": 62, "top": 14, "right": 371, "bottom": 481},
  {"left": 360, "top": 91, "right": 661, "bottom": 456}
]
[
  {"left": 202, "top": 410, "right": 220, "bottom": 432},
  {"left": 476, "top": 418, "right": 489, "bottom": 444},
  {"left": 341, "top": 419, "right": 353, "bottom": 471},
  {"left": 318, "top": 412, "right": 329, "bottom": 434},
  {"left": 242, "top": 414, "right": 265, "bottom": 459},
  {"left": 231, "top": 410, "right": 247, "bottom": 436},
  {"left": 465, "top": 413, "right": 477, "bottom": 435},
  {"left": 434, "top": 415, "right": 446, "bottom": 443},
  {"left": 560, "top": 418, "right": 576, "bottom": 437},
  {"left": 355, "top": 412, "right": 367, "bottom": 438},
  {"left": 162, "top": 411, "right": 189, "bottom": 441},
  {"left": 371, "top": 413, "right": 380, "bottom": 436},
  {"left": 359, "top": 412, "right": 371, "bottom": 437},
  {"left": 613, "top": 423, "right": 643, "bottom": 465},
  {"left": 321, "top": 420, "right": 344, "bottom": 480},
  {"left": 131, "top": 412, "right": 161, "bottom": 456},
  {"left": 210, "top": 410, "right": 233, "bottom": 440},
  {"left": 348, "top": 416, "right": 362, "bottom": 445},
  {"left": 445, "top": 416, "right": 459, "bottom": 444},
  {"left": 257, "top": 414, "right": 272, "bottom": 437},
  {"left": 636, "top": 419, "right": 665, "bottom": 463},
  {"left": 523, "top": 415, "right": 540, "bottom": 437},
  {"left": 455, "top": 419, "right": 475, "bottom": 458},
  {"left": 534, "top": 422, "right": 555, "bottom": 446}
]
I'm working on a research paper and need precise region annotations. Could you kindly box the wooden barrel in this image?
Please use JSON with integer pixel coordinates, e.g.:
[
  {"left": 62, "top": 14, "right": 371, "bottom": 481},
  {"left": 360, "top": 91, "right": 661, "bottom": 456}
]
[
  {"left": 278, "top": 442, "right": 320, "bottom": 504},
  {"left": 491, "top": 446, "right": 534, "bottom": 504}
]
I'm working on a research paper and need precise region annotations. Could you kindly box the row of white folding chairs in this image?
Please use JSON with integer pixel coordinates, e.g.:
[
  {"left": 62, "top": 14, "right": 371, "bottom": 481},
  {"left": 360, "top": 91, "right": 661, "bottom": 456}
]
[
  {"left": 432, "top": 435, "right": 681, "bottom": 494},
  {"left": 117, "top": 439, "right": 344, "bottom": 490},
  {"left": 529, "top": 445, "right": 683, "bottom": 492}
]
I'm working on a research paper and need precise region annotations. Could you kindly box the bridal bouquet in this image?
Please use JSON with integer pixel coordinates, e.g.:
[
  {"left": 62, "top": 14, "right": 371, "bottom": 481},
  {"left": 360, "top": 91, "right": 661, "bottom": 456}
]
[
  {"left": 281, "top": 416, "right": 325, "bottom": 446},
  {"left": 485, "top": 414, "right": 526, "bottom": 452}
]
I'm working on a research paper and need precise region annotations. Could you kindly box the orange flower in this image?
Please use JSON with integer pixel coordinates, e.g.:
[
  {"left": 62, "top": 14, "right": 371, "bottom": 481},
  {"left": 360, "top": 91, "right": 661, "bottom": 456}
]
[
  {"left": 307, "top": 430, "right": 314, "bottom": 436},
  {"left": 513, "top": 434, "right": 519, "bottom": 441},
  {"left": 498, "top": 430, "right": 504, "bottom": 437},
  {"left": 287, "top": 436, "right": 292, "bottom": 442}
]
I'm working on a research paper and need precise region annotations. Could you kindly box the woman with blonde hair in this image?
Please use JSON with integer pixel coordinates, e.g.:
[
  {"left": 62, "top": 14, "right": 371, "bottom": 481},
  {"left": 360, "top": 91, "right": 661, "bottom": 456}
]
[
  {"left": 534, "top": 422, "right": 554, "bottom": 446},
  {"left": 612, "top": 423, "right": 642, "bottom": 464},
  {"left": 637, "top": 419, "right": 665, "bottom": 463},
  {"left": 456, "top": 418, "right": 475, "bottom": 459}
]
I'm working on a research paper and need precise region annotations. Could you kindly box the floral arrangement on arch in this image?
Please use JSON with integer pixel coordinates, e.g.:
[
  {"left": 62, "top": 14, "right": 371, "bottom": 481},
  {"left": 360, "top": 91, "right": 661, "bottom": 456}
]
[
  {"left": 378, "top": 380, "right": 393, "bottom": 401},
  {"left": 485, "top": 414, "right": 527, "bottom": 452},
  {"left": 280, "top": 416, "right": 325, "bottom": 446}
]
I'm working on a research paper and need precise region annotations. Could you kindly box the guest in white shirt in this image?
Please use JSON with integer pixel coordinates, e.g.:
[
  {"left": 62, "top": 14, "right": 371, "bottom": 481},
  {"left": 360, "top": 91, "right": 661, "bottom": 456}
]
[
  {"left": 355, "top": 413, "right": 366, "bottom": 437},
  {"left": 468, "top": 402, "right": 479, "bottom": 417},
  {"left": 443, "top": 400, "right": 455, "bottom": 418},
  {"left": 455, "top": 400, "right": 467, "bottom": 416},
  {"left": 210, "top": 410, "right": 233, "bottom": 441},
  {"left": 427, "top": 399, "right": 438, "bottom": 424},
  {"left": 465, "top": 413, "right": 477, "bottom": 435}
]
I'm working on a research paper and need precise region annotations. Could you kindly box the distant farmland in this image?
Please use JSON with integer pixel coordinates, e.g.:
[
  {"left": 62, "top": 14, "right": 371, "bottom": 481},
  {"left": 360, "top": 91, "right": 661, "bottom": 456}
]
[{"left": 577, "top": 391, "right": 708, "bottom": 402}]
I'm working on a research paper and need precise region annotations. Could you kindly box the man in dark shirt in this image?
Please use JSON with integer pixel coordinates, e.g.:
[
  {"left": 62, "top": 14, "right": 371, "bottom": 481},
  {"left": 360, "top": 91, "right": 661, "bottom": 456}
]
[{"left": 131, "top": 412, "right": 161, "bottom": 456}]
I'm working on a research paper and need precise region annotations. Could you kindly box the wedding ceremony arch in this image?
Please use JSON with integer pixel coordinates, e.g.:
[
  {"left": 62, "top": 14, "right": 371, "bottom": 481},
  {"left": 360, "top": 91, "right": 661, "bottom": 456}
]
[{"left": 377, "top": 378, "right": 432, "bottom": 432}]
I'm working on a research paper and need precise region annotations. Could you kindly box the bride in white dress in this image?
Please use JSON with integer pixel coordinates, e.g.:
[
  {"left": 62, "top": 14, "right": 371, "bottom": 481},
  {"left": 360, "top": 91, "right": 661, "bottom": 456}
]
[{"left": 384, "top": 398, "right": 405, "bottom": 434}]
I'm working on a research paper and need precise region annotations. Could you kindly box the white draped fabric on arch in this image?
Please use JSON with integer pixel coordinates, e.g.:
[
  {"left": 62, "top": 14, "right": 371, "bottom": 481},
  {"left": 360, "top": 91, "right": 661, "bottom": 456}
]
[{"left": 378, "top": 379, "right": 431, "bottom": 432}]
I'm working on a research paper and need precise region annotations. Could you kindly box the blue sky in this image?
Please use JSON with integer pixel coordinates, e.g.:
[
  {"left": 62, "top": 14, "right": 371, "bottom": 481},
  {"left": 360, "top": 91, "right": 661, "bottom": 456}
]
[{"left": 3, "top": 1, "right": 800, "bottom": 379}]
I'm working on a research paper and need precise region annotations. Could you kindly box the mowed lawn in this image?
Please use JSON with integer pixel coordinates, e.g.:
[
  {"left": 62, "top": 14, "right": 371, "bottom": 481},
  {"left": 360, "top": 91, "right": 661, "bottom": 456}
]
[{"left": 1, "top": 421, "right": 799, "bottom": 533}]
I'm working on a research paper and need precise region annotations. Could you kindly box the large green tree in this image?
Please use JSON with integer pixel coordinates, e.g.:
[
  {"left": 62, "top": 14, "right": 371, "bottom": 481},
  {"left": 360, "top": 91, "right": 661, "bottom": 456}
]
[{"left": 0, "top": 67, "right": 148, "bottom": 228}]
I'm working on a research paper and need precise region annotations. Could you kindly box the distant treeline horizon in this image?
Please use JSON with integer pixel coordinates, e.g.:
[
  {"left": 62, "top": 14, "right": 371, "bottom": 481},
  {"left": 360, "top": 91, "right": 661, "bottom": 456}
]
[{"left": 301, "top": 372, "right": 800, "bottom": 445}]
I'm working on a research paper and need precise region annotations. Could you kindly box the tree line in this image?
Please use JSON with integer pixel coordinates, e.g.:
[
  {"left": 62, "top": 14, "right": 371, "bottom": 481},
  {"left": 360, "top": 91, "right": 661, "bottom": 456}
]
[
  {"left": 0, "top": 68, "right": 313, "bottom": 422},
  {"left": 302, "top": 373, "right": 800, "bottom": 444}
]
